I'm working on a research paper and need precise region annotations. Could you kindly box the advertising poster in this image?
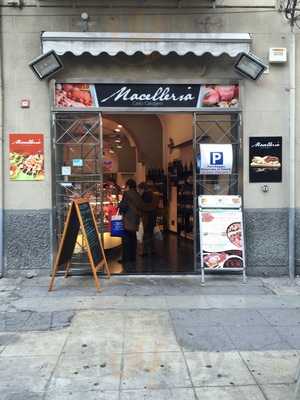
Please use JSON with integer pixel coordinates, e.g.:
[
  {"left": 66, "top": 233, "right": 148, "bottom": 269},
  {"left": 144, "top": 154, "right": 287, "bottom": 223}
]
[
  {"left": 55, "top": 83, "right": 98, "bottom": 108},
  {"left": 9, "top": 133, "right": 44, "bottom": 181},
  {"left": 249, "top": 136, "right": 282, "bottom": 183},
  {"left": 198, "top": 144, "right": 233, "bottom": 175},
  {"left": 55, "top": 83, "right": 240, "bottom": 109},
  {"left": 200, "top": 209, "right": 244, "bottom": 270}
]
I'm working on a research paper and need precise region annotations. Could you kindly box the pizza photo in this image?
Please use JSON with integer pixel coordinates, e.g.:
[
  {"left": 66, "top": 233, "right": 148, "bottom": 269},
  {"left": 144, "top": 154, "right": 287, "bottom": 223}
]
[
  {"left": 250, "top": 155, "right": 281, "bottom": 168},
  {"left": 226, "top": 222, "right": 242, "bottom": 248}
]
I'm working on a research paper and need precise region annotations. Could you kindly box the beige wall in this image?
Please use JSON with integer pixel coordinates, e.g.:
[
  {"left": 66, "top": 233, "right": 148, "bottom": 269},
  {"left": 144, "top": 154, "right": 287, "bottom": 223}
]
[{"left": 1, "top": 5, "right": 291, "bottom": 211}]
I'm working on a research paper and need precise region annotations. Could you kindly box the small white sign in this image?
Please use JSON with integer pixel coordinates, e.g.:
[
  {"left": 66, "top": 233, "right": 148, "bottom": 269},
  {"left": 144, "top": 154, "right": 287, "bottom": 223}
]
[
  {"left": 198, "top": 144, "right": 233, "bottom": 175},
  {"left": 72, "top": 159, "right": 83, "bottom": 167},
  {"left": 61, "top": 166, "right": 71, "bottom": 176}
]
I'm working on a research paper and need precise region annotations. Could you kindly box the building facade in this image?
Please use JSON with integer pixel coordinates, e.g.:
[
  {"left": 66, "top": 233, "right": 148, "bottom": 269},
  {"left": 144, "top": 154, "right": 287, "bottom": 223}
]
[{"left": 0, "top": 0, "right": 297, "bottom": 277}]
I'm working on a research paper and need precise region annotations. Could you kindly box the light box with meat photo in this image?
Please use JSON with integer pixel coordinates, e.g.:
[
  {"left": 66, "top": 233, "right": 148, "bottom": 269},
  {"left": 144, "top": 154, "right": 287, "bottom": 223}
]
[
  {"left": 200, "top": 210, "right": 245, "bottom": 270},
  {"left": 55, "top": 83, "right": 98, "bottom": 108},
  {"left": 200, "top": 84, "right": 239, "bottom": 108},
  {"left": 249, "top": 136, "right": 282, "bottom": 183},
  {"left": 9, "top": 133, "right": 44, "bottom": 181}
]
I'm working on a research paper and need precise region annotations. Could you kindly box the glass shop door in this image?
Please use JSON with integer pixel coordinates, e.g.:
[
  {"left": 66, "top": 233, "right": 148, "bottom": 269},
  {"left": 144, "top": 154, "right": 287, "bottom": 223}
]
[{"left": 52, "top": 112, "right": 104, "bottom": 272}]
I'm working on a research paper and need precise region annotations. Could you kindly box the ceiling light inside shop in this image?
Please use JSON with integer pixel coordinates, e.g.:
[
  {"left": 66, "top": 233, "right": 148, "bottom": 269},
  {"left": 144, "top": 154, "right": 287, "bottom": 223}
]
[
  {"left": 114, "top": 128, "right": 121, "bottom": 132},
  {"left": 117, "top": 125, "right": 122, "bottom": 128},
  {"left": 116, "top": 144, "right": 122, "bottom": 149},
  {"left": 115, "top": 138, "right": 121, "bottom": 143},
  {"left": 109, "top": 148, "right": 115, "bottom": 154}
]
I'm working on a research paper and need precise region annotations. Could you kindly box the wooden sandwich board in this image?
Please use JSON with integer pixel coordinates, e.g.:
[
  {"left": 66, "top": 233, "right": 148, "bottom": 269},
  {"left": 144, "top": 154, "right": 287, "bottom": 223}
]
[{"left": 48, "top": 199, "right": 110, "bottom": 292}]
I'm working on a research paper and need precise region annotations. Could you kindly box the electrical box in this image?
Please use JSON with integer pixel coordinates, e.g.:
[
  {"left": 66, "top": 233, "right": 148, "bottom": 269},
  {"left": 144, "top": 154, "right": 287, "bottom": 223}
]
[{"left": 269, "top": 48, "right": 287, "bottom": 63}]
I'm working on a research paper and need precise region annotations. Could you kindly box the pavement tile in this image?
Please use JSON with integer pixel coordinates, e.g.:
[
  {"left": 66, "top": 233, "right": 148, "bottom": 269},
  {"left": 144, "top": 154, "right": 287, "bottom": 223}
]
[
  {"left": 259, "top": 308, "right": 300, "bottom": 326},
  {"left": 170, "top": 309, "right": 269, "bottom": 327},
  {"left": 165, "top": 296, "right": 209, "bottom": 309},
  {"left": 121, "top": 352, "right": 192, "bottom": 390},
  {"left": 51, "top": 311, "right": 75, "bottom": 329},
  {"left": 240, "top": 351, "right": 299, "bottom": 384},
  {"left": 45, "top": 390, "right": 119, "bottom": 400},
  {"left": 274, "top": 326, "right": 300, "bottom": 350},
  {"left": 124, "top": 331, "right": 180, "bottom": 353},
  {"left": 0, "top": 333, "right": 19, "bottom": 350},
  {"left": 120, "top": 388, "right": 196, "bottom": 400},
  {"left": 3, "top": 311, "right": 32, "bottom": 331},
  {"left": 0, "top": 356, "right": 57, "bottom": 393},
  {"left": 71, "top": 310, "right": 125, "bottom": 332},
  {"left": 124, "top": 296, "right": 168, "bottom": 309},
  {"left": 195, "top": 386, "right": 266, "bottom": 400},
  {"left": 125, "top": 310, "right": 173, "bottom": 333},
  {"left": 224, "top": 325, "right": 292, "bottom": 351},
  {"left": 1, "top": 330, "right": 68, "bottom": 357},
  {"left": 63, "top": 329, "right": 124, "bottom": 355},
  {"left": 176, "top": 325, "right": 236, "bottom": 352},
  {"left": 261, "top": 384, "right": 296, "bottom": 400},
  {"left": 48, "top": 353, "right": 122, "bottom": 392},
  {"left": 2, "top": 392, "right": 44, "bottom": 400},
  {"left": 185, "top": 351, "right": 256, "bottom": 387},
  {"left": 22, "top": 312, "right": 52, "bottom": 331}
]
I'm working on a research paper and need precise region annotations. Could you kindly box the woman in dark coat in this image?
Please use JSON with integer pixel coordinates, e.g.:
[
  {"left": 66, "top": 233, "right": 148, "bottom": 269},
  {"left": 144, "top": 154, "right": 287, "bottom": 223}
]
[{"left": 119, "top": 179, "right": 156, "bottom": 268}]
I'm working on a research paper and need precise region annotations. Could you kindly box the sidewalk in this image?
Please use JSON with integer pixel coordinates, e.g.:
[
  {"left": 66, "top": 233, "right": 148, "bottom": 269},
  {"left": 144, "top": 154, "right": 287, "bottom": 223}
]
[{"left": 0, "top": 274, "right": 300, "bottom": 400}]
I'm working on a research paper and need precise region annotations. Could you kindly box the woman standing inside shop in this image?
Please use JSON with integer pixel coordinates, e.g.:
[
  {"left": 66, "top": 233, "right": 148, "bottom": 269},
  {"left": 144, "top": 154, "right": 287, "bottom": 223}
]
[{"left": 119, "top": 179, "right": 157, "bottom": 270}]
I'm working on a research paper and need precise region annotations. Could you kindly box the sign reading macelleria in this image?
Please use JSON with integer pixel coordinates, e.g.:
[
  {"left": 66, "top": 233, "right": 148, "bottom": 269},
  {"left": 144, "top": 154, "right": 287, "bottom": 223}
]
[{"left": 55, "top": 83, "right": 240, "bottom": 109}]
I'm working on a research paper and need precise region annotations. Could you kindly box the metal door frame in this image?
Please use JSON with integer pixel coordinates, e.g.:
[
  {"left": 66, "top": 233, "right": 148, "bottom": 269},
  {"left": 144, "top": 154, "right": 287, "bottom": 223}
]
[
  {"left": 51, "top": 109, "right": 242, "bottom": 274},
  {"left": 192, "top": 112, "right": 243, "bottom": 272},
  {"left": 51, "top": 111, "right": 104, "bottom": 270}
]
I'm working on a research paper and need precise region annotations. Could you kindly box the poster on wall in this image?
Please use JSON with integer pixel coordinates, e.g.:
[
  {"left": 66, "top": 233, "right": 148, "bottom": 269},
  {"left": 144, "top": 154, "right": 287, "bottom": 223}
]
[
  {"left": 249, "top": 136, "right": 282, "bottom": 183},
  {"left": 199, "top": 208, "right": 245, "bottom": 270},
  {"left": 9, "top": 133, "right": 44, "bottom": 181},
  {"left": 198, "top": 144, "right": 233, "bottom": 175},
  {"left": 54, "top": 83, "right": 240, "bottom": 109}
]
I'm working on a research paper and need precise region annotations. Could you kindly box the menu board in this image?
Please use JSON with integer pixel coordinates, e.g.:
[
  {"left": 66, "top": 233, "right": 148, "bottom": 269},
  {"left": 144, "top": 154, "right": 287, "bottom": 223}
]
[
  {"left": 77, "top": 202, "right": 103, "bottom": 268},
  {"left": 49, "top": 199, "right": 109, "bottom": 292},
  {"left": 9, "top": 133, "right": 44, "bottom": 181},
  {"left": 249, "top": 136, "right": 282, "bottom": 183},
  {"left": 199, "top": 209, "right": 245, "bottom": 270}
]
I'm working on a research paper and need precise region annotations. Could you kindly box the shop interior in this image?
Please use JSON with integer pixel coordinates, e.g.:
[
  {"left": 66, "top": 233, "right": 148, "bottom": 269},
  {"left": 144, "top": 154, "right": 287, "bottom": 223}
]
[{"left": 54, "top": 112, "right": 239, "bottom": 274}]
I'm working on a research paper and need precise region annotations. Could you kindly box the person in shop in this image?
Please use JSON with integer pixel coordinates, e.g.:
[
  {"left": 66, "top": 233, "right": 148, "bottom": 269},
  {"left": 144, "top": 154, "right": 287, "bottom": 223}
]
[
  {"left": 137, "top": 182, "right": 159, "bottom": 257},
  {"left": 119, "top": 179, "right": 157, "bottom": 271}
]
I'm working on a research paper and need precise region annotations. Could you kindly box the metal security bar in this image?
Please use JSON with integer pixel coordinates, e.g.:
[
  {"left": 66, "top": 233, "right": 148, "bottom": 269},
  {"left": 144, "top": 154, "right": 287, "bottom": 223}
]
[
  {"left": 52, "top": 112, "right": 103, "bottom": 270},
  {"left": 193, "top": 113, "right": 242, "bottom": 272}
]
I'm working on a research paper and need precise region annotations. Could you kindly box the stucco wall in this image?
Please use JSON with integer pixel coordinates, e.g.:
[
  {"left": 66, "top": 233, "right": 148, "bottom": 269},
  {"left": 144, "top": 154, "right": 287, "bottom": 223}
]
[{"left": 0, "top": 5, "right": 293, "bottom": 274}]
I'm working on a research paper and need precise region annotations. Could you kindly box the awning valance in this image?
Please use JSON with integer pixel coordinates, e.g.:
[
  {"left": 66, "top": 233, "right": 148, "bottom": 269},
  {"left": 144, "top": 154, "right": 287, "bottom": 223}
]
[{"left": 41, "top": 32, "right": 251, "bottom": 57}]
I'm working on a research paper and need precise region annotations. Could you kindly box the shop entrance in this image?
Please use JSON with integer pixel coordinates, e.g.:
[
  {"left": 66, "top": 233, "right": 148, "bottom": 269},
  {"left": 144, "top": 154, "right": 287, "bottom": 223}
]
[{"left": 52, "top": 112, "right": 241, "bottom": 274}]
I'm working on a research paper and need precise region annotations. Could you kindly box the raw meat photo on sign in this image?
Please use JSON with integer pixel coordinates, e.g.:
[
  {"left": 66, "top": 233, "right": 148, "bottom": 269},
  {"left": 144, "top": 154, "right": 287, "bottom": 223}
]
[{"left": 9, "top": 133, "right": 44, "bottom": 181}]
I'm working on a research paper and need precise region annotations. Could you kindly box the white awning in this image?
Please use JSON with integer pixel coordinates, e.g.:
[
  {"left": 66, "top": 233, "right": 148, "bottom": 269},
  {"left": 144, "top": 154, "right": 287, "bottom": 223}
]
[{"left": 41, "top": 32, "right": 251, "bottom": 57}]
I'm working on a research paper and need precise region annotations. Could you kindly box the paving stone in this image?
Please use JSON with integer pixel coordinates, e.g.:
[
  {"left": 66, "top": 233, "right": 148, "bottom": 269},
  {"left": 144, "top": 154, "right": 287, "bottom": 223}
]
[
  {"left": 224, "top": 325, "right": 292, "bottom": 351},
  {"left": 125, "top": 310, "right": 173, "bottom": 333},
  {"left": 185, "top": 351, "right": 256, "bottom": 387},
  {"left": 195, "top": 386, "right": 266, "bottom": 400},
  {"left": 121, "top": 352, "right": 192, "bottom": 390},
  {"left": 170, "top": 309, "right": 269, "bottom": 327},
  {"left": 22, "top": 312, "right": 52, "bottom": 331},
  {"left": 0, "top": 356, "right": 57, "bottom": 393},
  {"left": 0, "top": 333, "right": 19, "bottom": 349},
  {"left": 3, "top": 392, "right": 44, "bottom": 400},
  {"left": 71, "top": 310, "right": 125, "bottom": 332},
  {"left": 48, "top": 353, "right": 122, "bottom": 392},
  {"left": 240, "top": 351, "right": 299, "bottom": 384},
  {"left": 124, "top": 331, "right": 180, "bottom": 353},
  {"left": 274, "top": 325, "right": 300, "bottom": 350},
  {"left": 63, "top": 329, "right": 124, "bottom": 355},
  {"left": 174, "top": 324, "right": 236, "bottom": 352},
  {"left": 165, "top": 296, "right": 209, "bottom": 309},
  {"left": 45, "top": 390, "right": 119, "bottom": 400},
  {"left": 259, "top": 308, "right": 300, "bottom": 326},
  {"left": 3, "top": 311, "right": 31, "bottom": 331},
  {"left": 261, "top": 384, "right": 296, "bottom": 400},
  {"left": 51, "top": 311, "right": 75, "bottom": 330},
  {"left": 120, "top": 388, "right": 196, "bottom": 400},
  {"left": 1, "top": 330, "right": 68, "bottom": 357}
]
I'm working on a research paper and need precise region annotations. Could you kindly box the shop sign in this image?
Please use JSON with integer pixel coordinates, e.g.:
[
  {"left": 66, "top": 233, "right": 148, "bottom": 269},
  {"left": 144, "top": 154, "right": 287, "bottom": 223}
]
[
  {"left": 199, "top": 195, "right": 242, "bottom": 209},
  {"left": 249, "top": 136, "right": 282, "bottom": 183},
  {"left": 9, "top": 133, "right": 44, "bottom": 181},
  {"left": 72, "top": 159, "right": 83, "bottom": 167},
  {"left": 55, "top": 83, "right": 240, "bottom": 109},
  {"left": 199, "top": 208, "right": 245, "bottom": 270},
  {"left": 61, "top": 166, "right": 71, "bottom": 176},
  {"left": 198, "top": 144, "right": 233, "bottom": 175}
]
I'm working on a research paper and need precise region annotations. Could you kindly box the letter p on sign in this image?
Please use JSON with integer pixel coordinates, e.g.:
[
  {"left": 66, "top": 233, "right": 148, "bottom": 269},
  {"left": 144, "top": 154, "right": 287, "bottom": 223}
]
[{"left": 210, "top": 152, "right": 223, "bottom": 165}]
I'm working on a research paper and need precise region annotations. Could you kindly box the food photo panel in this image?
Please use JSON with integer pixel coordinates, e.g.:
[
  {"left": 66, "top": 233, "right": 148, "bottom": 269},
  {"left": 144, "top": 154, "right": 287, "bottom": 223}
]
[{"left": 249, "top": 136, "right": 282, "bottom": 183}]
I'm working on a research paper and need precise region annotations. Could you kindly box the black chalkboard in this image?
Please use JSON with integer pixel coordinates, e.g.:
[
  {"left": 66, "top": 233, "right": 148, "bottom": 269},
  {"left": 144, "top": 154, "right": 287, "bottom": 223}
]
[
  {"left": 77, "top": 202, "right": 103, "bottom": 268},
  {"left": 56, "top": 202, "right": 80, "bottom": 268},
  {"left": 49, "top": 199, "right": 110, "bottom": 292}
]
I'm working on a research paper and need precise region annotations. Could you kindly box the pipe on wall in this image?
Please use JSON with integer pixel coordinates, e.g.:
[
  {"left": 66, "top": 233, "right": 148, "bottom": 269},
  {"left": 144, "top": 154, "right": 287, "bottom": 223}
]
[
  {"left": 0, "top": 35, "right": 3, "bottom": 278},
  {"left": 288, "top": 27, "right": 296, "bottom": 280}
]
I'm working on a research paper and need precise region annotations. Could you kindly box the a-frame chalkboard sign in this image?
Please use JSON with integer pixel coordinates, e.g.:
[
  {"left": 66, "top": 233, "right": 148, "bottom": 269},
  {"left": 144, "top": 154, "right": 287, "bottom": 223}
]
[{"left": 49, "top": 199, "right": 110, "bottom": 292}]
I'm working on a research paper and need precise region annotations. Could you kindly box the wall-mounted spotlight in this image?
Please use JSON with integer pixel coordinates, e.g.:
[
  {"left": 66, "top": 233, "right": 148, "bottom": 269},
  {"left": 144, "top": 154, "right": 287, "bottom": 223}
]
[
  {"left": 29, "top": 50, "right": 63, "bottom": 80},
  {"left": 234, "top": 52, "right": 267, "bottom": 81}
]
